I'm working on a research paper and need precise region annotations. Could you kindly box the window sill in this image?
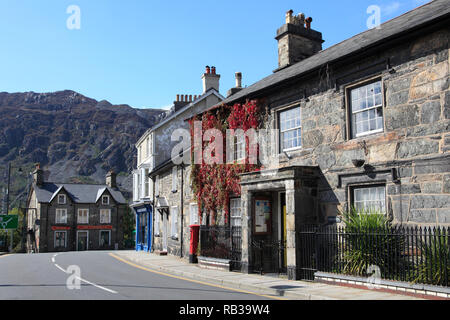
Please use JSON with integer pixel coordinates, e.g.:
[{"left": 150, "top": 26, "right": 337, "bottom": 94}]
[
  {"left": 354, "top": 129, "right": 384, "bottom": 139},
  {"left": 282, "top": 147, "right": 302, "bottom": 153}
]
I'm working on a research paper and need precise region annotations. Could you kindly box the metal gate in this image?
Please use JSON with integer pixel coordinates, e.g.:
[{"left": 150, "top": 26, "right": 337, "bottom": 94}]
[
  {"left": 251, "top": 240, "right": 286, "bottom": 275},
  {"left": 230, "top": 226, "right": 242, "bottom": 271},
  {"left": 296, "top": 225, "right": 319, "bottom": 281}
]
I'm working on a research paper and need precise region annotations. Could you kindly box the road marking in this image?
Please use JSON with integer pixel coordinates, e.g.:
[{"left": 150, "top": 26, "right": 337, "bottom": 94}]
[
  {"left": 109, "top": 253, "right": 286, "bottom": 300},
  {"left": 52, "top": 254, "right": 118, "bottom": 295}
]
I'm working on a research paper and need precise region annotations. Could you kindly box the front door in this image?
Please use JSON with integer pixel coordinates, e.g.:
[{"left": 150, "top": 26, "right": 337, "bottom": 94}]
[
  {"left": 280, "top": 192, "right": 287, "bottom": 271},
  {"left": 77, "top": 231, "right": 88, "bottom": 251}
]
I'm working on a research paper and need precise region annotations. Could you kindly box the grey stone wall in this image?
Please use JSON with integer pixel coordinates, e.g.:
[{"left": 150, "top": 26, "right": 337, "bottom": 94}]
[
  {"left": 259, "top": 28, "right": 449, "bottom": 226},
  {"left": 33, "top": 189, "right": 124, "bottom": 252},
  {"left": 153, "top": 164, "right": 194, "bottom": 259}
]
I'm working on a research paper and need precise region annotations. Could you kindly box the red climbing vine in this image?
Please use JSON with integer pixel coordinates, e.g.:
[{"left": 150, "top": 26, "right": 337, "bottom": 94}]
[{"left": 189, "top": 100, "right": 262, "bottom": 225}]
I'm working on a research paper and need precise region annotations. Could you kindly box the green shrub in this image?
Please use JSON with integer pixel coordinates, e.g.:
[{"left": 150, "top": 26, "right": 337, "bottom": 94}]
[{"left": 340, "top": 207, "right": 406, "bottom": 278}]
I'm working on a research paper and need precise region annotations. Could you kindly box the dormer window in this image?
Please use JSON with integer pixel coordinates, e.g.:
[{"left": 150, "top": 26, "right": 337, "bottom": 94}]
[
  {"left": 102, "top": 195, "right": 110, "bottom": 205},
  {"left": 58, "top": 194, "right": 66, "bottom": 205}
]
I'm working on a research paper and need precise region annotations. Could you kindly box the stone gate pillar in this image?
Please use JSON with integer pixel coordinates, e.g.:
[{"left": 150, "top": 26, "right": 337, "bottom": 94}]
[
  {"left": 285, "top": 179, "right": 298, "bottom": 280},
  {"left": 240, "top": 187, "right": 252, "bottom": 273}
]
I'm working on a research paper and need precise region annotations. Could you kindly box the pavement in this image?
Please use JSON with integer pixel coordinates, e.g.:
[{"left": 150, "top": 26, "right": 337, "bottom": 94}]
[{"left": 113, "top": 250, "right": 424, "bottom": 300}]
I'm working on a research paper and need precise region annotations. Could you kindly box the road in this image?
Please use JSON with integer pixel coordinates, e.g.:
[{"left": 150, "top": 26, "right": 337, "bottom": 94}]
[{"left": 0, "top": 251, "right": 274, "bottom": 300}]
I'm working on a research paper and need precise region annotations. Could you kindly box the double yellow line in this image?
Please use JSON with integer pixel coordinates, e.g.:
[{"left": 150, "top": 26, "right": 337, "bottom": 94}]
[{"left": 109, "top": 253, "right": 286, "bottom": 300}]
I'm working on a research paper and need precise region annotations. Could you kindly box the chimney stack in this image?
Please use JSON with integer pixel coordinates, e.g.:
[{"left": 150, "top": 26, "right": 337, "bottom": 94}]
[
  {"left": 202, "top": 65, "right": 220, "bottom": 94},
  {"left": 275, "top": 10, "right": 324, "bottom": 71},
  {"left": 235, "top": 72, "right": 242, "bottom": 88},
  {"left": 227, "top": 72, "right": 244, "bottom": 97},
  {"left": 106, "top": 170, "right": 117, "bottom": 188},
  {"left": 33, "top": 163, "right": 44, "bottom": 186}
]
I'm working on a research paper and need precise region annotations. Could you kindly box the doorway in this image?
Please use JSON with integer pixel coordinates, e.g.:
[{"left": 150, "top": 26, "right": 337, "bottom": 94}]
[
  {"left": 279, "top": 192, "right": 287, "bottom": 272},
  {"left": 77, "top": 231, "right": 88, "bottom": 251}
]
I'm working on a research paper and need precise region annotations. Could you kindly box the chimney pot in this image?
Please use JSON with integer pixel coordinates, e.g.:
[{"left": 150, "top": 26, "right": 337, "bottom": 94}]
[
  {"left": 184, "top": 95, "right": 188, "bottom": 102},
  {"left": 206, "top": 66, "right": 210, "bottom": 74},
  {"left": 306, "top": 17, "right": 313, "bottom": 29},
  {"left": 211, "top": 66, "right": 216, "bottom": 75},
  {"left": 235, "top": 72, "right": 242, "bottom": 88},
  {"left": 176, "top": 94, "right": 180, "bottom": 102},
  {"left": 189, "top": 95, "right": 192, "bottom": 102},
  {"left": 286, "top": 9, "right": 294, "bottom": 24}
]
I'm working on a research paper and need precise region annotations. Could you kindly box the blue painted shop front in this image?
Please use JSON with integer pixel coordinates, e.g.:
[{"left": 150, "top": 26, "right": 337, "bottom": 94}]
[{"left": 134, "top": 204, "right": 153, "bottom": 252}]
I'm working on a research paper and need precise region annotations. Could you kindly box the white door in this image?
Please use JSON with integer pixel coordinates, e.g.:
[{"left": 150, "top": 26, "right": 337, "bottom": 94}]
[{"left": 163, "top": 213, "right": 168, "bottom": 252}]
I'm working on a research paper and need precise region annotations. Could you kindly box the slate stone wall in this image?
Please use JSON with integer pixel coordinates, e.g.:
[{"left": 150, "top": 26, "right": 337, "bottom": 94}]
[{"left": 259, "top": 28, "right": 449, "bottom": 226}]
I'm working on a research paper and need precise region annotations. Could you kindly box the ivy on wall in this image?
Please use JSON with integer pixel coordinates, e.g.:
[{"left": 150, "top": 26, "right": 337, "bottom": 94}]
[{"left": 189, "top": 100, "right": 262, "bottom": 225}]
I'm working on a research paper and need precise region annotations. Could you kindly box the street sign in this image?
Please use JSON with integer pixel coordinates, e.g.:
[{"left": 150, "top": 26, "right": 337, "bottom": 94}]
[{"left": 0, "top": 215, "right": 18, "bottom": 230}]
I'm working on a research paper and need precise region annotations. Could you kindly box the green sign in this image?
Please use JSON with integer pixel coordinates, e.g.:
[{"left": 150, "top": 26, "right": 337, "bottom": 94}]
[{"left": 0, "top": 215, "right": 18, "bottom": 230}]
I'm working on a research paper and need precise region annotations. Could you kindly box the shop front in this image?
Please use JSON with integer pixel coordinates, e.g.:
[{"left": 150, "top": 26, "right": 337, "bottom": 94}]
[{"left": 131, "top": 202, "right": 153, "bottom": 252}]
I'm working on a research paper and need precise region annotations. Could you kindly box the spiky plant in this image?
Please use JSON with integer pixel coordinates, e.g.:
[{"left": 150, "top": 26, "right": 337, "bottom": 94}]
[{"left": 340, "top": 207, "right": 406, "bottom": 278}]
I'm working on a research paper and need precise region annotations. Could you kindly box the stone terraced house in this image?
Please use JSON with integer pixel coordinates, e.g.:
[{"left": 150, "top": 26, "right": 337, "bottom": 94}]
[
  {"left": 131, "top": 67, "right": 224, "bottom": 257},
  {"left": 26, "top": 165, "right": 127, "bottom": 253},
  {"left": 194, "top": 1, "right": 450, "bottom": 280}
]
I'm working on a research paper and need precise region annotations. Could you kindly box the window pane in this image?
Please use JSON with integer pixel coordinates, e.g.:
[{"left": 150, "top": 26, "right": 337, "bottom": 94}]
[{"left": 353, "top": 186, "right": 386, "bottom": 213}]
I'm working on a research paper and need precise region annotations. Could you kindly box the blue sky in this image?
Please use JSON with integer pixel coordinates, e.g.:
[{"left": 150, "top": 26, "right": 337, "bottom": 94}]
[{"left": 0, "top": 0, "right": 430, "bottom": 110}]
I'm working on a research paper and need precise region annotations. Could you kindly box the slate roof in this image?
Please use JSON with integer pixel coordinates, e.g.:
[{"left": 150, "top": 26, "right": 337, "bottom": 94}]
[
  {"left": 34, "top": 183, "right": 127, "bottom": 204},
  {"left": 220, "top": 0, "right": 450, "bottom": 106}
]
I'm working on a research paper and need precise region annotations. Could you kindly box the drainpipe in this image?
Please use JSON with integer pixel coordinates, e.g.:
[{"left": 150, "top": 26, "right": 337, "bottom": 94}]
[{"left": 180, "top": 164, "right": 184, "bottom": 258}]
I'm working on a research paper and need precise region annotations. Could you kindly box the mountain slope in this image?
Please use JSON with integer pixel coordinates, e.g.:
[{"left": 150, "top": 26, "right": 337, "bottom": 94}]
[{"left": 0, "top": 90, "right": 166, "bottom": 203}]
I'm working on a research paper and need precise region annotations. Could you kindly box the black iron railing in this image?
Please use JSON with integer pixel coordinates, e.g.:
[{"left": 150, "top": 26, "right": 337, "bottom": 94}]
[
  {"left": 297, "top": 225, "right": 449, "bottom": 287},
  {"left": 200, "top": 225, "right": 242, "bottom": 270}
]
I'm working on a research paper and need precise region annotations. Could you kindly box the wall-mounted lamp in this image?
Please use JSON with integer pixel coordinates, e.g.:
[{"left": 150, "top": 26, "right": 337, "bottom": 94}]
[
  {"left": 284, "top": 151, "right": 293, "bottom": 160},
  {"left": 352, "top": 159, "right": 365, "bottom": 168}
]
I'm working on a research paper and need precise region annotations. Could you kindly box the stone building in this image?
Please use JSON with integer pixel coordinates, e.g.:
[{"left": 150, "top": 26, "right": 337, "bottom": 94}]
[
  {"left": 131, "top": 67, "right": 224, "bottom": 256},
  {"left": 26, "top": 164, "right": 127, "bottom": 253},
  {"left": 197, "top": 1, "right": 450, "bottom": 280}
]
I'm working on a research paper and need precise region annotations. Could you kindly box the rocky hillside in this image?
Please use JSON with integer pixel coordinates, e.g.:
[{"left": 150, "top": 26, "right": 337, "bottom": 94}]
[{"left": 0, "top": 90, "right": 167, "bottom": 203}]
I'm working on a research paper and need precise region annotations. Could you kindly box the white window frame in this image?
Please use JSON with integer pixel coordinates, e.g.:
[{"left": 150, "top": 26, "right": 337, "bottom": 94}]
[
  {"left": 154, "top": 211, "right": 160, "bottom": 236},
  {"left": 349, "top": 80, "right": 384, "bottom": 138},
  {"left": 77, "top": 209, "right": 89, "bottom": 224},
  {"left": 190, "top": 203, "right": 199, "bottom": 226},
  {"left": 171, "top": 206, "right": 178, "bottom": 239},
  {"left": 230, "top": 198, "right": 242, "bottom": 227},
  {"left": 172, "top": 166, "right": 178, "bottom": 192},
  {"left": 279, "top": 106, "right": 302, "bottom": 152},
  {"left": 352, "top": 185, "right": 387, "bottom": 214},
  {"left": 102, "top": 195, "right": 110, "bottom": 205},
  {"left": 155, "top": 175, "right": 160, "bottom": 197},
  {"left": 99, "top": 230, "right": 111, "bottom": 247},
  {"left": 55, "top": 208, "right": 67, "bottom": 224},
  {"left": 144, "top": 169, "right": 150, "bottom": 197},
  {"left": 54, "top": 231, "right": 67, "bottom": 248},
  {"left": 100, "top": 209, "right": 111, "bottom": 224},
  {"left": 58, "top": 194, "right": 66, "bottom": 205},
  {"left": 234, "top": 134, "right": 246, "bottom": 161},
  {"left": 133, "top": 171, "right": 139, "bottom": 202}
]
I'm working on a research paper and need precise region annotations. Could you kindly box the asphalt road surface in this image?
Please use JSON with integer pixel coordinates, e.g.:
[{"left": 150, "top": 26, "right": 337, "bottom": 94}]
[{"left": 0, "top": 251, "right": 275, "bottom": 300}]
